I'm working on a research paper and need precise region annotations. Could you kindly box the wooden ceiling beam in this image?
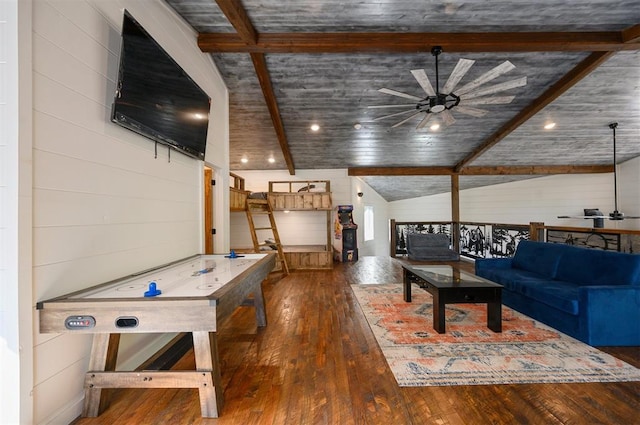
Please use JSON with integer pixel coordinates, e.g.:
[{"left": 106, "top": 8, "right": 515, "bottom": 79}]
[
  {"left": 214, "top": 0, "right": 258, "bottom": 44},
  {"left": 460, "top": 165, "right": 614, "bottom": 175},
  {"left": 250, "top": 53, "right": 296, "bottom": 175},
  {"left": 348, "top": 165, "right": 613, "bottom": 176},
  {"left": 214, "top": 1, "right": 296, "bottom": 174},
  {"left": 622, "top": 24, "right": 640, "bottom": 43},
  {"left": 453, "top": 51, "right": 614, "bottom": 172},
  {"left": 198, "top": 31, "right": 639, "bottom": 53},
  {"left": 348, "top": 167, "right": 455, "bottom": 176}
]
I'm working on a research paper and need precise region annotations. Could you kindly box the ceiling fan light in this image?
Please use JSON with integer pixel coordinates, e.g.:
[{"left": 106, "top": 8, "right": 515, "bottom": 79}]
[
  {"left": 609, "top": 210, "right": 624, "bottom": 220},
  {"left": 431, "top": 104, "right": 446, "bottom": 113}
]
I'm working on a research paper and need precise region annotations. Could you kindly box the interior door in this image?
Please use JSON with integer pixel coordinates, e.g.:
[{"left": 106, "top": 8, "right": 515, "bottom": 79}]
[{"left": 204, "top": 166, "right": 213, "bottom": 254}]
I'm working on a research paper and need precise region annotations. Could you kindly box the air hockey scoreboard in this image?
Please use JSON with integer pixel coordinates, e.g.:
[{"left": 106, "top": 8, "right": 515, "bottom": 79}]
[{"left": 37, "top": 253, "right": 276, "bottom": 418}]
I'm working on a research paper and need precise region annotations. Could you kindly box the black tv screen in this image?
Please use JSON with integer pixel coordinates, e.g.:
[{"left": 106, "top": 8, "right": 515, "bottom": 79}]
[{"left": 112, "top": 10, "right": 211, "bottom": 160}]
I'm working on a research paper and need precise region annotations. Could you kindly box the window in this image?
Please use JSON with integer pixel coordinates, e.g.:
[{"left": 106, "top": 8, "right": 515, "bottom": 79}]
[{"left": 364, "top": 205, "right": 374, "bottom": 241}]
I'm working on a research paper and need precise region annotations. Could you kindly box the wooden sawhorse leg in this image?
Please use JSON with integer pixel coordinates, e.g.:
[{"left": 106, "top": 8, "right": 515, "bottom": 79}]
[
  {"left": 193, "top": 331, "right": 224, "bottom": 417},
  {"left": 252, "top": 282, "right": 268, "bottom": 328},
  {"left": 83, "top": 332, "right": 223, "bottom": 418},
  {"left": 83, "top": 333, "right": 120, "bottom": 417}
]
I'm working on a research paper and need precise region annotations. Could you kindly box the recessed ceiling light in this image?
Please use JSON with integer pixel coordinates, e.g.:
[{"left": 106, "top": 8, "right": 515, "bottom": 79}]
[
  {"left": 354, "top": 123, "right": 362, "bottom": 130},
  {"left": 241, "top": 157, "right": 248, "bottom": 163},
  {"left": 430, "top": 123, "right": 441, "bottom": 131},
  {"left": 268, "top": 157, "right": 275, "bottom": 163},
  {"left": 310, "top": 124, "right": 320, "bottom": 132},
  {"left": 444, "top": 2, "right": 459, "bottom": 15},
  {"left": 544, "top": 122, "right": 556, "bottom": 130}
]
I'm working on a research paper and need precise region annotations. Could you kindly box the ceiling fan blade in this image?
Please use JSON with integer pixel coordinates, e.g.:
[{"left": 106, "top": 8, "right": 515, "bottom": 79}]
[
  {"left": 455, "top": 105, "right": 489, "bottom": 117},
  {"left": 558, "top": 215, "right": 607, "bottom": 219},
  {"left": 379, "top": 88, "right": 423, "bottom": 101},
  {"left": 410, "top": 69, "right": 436, "bottom": 97},
  {"left": 391, "top": 111, "right": 422, "bottom": 128},
  {"left": 442, "top": 58, "right": 475, "bottom": 94},
  {"left": 415, "top": 113, "right": 433, "bottom": 129},
  {"left": 607, "top": 210, "right": 640, "bottom": 219},
  {"left": 368, "top": 104, "right": 418, "bottom": 109},
  {"left": 460, "top": 77, "right": 527, "bottom": 100},
  {"left": 454, "top": 61, "right": 516, "bottom": 96},
  {"left": 440, "top": 109, "right": 456, "bottom": 127},
  {"left": 461, "top": 95, "right": 515, "bottom": 105},
  {"left": 373, "top": 109, "right": 418, "bottom": 121}
]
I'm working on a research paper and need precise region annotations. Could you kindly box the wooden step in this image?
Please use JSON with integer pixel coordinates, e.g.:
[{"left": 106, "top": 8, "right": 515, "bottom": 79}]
[{"left": 245, "top": 197, "right": 289, "bottom": 275}]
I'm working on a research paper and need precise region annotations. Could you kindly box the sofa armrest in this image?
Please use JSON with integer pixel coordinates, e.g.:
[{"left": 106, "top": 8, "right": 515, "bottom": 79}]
[
  {"left": 578, "top": 285, "right": 640, "bottom": 346},
  {"left": 475, "top": 258, "right": 513, "bottom": 274}
]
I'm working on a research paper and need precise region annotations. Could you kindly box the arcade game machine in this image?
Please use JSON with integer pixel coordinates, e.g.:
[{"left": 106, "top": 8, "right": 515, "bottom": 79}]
[{"left": 333, "top": 204, "right": 358, "bottom": 262}]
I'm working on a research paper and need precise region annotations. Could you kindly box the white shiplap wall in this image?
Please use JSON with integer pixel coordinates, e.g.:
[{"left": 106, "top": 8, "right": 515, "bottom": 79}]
[
  {"left": 389, "top": 167, "right": 640, "bottom": 231},
  {"left": 352, "top": 177, "right": 390, "bottom": 257},
  {"left": 30, "top": 1, "right": 228, "bottom": 423},
  {"left": 618, "top": 156, "right": 640, "bottom": 229},
  {"left": 388, "top": 191, "right": 452, "bottom": 222},
  {"left": 1, "top": 1, "right": 24, "bottom": 424}
]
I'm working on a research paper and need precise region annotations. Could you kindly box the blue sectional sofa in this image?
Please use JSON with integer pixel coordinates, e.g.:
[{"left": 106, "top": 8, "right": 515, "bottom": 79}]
[{"left": 475, "top": 240, "right": 640, "bottom": 346}]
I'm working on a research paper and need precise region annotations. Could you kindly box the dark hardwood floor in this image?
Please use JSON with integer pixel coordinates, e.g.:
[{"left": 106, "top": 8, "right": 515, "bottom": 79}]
[{"left": 72, "top": 256, "right": 640, "bottom": 424}]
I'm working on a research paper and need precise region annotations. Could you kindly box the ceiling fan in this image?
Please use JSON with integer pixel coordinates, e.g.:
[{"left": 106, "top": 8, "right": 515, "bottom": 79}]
[
  {"left": 558, "top": 122, "right": 640, "bottom": 227},
  {"left": 368, "top": 46, "right": 527, "bottom": 129}
]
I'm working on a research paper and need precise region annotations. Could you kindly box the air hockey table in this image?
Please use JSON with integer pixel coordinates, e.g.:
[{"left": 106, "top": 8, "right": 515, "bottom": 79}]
[{"left": 37, "top": 252, "right": 276, "bottom": 418}]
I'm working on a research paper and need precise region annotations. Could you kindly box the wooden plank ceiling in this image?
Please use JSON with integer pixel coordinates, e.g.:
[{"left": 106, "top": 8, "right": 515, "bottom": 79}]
[{"left": 165, "top": 0, "right": 640, "bottom": 201}]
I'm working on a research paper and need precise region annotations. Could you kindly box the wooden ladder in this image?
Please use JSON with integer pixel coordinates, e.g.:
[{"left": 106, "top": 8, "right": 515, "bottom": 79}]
[{"left": 245, "top": 198, "right": 289, "bottom": 275}]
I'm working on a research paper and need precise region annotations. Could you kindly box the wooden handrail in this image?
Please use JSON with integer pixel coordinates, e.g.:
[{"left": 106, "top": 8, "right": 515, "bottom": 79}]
[
  {"left": 268, "top": 180, "right": 330, "bottom": 193},
  {"left": 535, "top": 224, "right": 640, "bottom": 235}
]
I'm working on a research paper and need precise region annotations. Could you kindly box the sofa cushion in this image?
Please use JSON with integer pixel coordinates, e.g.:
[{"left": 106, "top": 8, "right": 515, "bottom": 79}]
[
  {"left": 517, "top": 280, "right": 580, "bottom": 315},
  {"left": 407, "top": 233, "right": 450, "bottom": 248},
  {"left": 511, "top": 240, "right": 565, "bottom": 278},
  {"left": 477, "top": 268, "right": 545, "bottom": 292},
  {"left": 475, "top": 257, "right": 513, "bottom": 271},
  {"left": 555, "top": 245, "right": 640, "bottom": 286}
]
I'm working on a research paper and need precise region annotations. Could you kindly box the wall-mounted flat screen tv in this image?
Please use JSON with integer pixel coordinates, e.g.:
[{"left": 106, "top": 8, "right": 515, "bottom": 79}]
[{"left": 112, "top": 10, "right": 211, "bottom": 160}]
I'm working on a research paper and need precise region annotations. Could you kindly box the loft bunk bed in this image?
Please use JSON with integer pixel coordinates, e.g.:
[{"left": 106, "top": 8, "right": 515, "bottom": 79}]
[
  {"left": 229, "top": 175, "right": 333, "bottom": 270},
  {"left": 229, "top": 172, "right": 249, "bottom": 212}
]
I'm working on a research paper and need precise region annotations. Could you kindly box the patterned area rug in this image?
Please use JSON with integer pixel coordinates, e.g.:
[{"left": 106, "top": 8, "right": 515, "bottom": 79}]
[{"left": 351, "top": 283, "right": 640, "bottom": 386}]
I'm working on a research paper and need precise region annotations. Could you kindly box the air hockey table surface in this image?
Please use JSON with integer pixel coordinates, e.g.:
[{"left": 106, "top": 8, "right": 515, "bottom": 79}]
[
  {"left": 37, "top": 252, "right": 276, "bottom": 418},
  {"left": 38, "top": 253, "right": 275, "bottom": 334},
  {"left": 72, "top": 253, "right": 266, "bottom": 298}
]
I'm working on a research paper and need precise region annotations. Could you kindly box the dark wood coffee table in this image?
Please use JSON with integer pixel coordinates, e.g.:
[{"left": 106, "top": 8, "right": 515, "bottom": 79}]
[{"left": 402, "top": 264, "right": 503, "bottom": 333}]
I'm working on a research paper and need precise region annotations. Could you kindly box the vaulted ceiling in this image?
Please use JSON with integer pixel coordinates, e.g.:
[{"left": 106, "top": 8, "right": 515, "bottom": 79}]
[{"left": 165, "top": 0, "right": 640, "bottom": 201}]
